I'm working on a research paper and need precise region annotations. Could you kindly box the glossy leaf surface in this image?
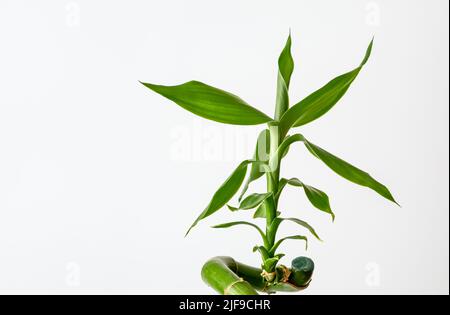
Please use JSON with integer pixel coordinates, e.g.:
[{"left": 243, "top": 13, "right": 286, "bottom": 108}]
[
  {"left": 303, "top": 137, "right": 398, "bottom": 205},
  {"left": 186, "top": 160, "right": 251, "bottom": 235},
  {"left": 141, "top": 81, "right": 272, "bottom": 125},
  {"left": 279, "top": 39, "right": 373, "bottom": 136},
  {"left": 280, "top": 218, "right": 321, "bottom": 241},
  {"left": 229, "top": 193, "right": 272, "bottom": 211},
  {"left": 274, "top": 34, "right": 294, "bottom": 120}
]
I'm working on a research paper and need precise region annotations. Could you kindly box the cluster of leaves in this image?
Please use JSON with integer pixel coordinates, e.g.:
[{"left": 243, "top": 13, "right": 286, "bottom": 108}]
[{"left": 142, "top": 34, "right": 397, "bottom": 273}]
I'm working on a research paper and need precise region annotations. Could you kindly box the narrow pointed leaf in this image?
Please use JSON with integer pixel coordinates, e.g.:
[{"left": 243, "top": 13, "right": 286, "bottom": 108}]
[
  {"left": 141, "top": 80, "right": 272, "bottom": 125},
  {"left": 274, "top": 73, "right": 289, "bottom": 121},
  {"left": 266, "top": 218, "right": 283, "bottom": 243},
  {"left": 277, "top": 176, "right": 334, "bottom": 220},
  {"left": 278, "top": 33, "right": 294, "bottom": 88},
  {"left": 302, "top": 183, "right": 335, "bottom": 221},
  {"left": 270, "top": 235, "right": 308, "bottom": 255},
  {"left": 279, "top": 39, "right": 374, "bottom": 136},
  {"left": 269, "top": 134, "right": 305, "bottom": 171},
  {"left": 230, "top": 192, "right": 272, "bottom": 211},
  {"left": 213, "top": 221, "right": 268, "bottom": 246},
  {"left": 274, "top": 34, "right": 294, "bottom": 120},
  {"left": 239, "top": 130, "right": 270, "bottom": 201},
  {"left": 254, "top": 202, "right": 267, "bottom": 219},
  {"left": 280, "top": 218, "right": 322, "bottom": 241},
  {"left": 303, "top": 137, "right": 398, "bottom": 205},
  {"left": 274, "top": 134, "right": 397, "bottom": 205},
  {"left": 186, "top": 160, "right": 251, "bottom": 235},
  {"left": 276, "top": 178, "right": 292, "bottom": 200},
  {"left": 286, "top": 177, "right": 303, "bottom": 187},
  {"left": 253, "top": 194, "right": 276, "bottom": 219},
  {"left": 253, "top": 246, "right": 270, "bottom": 261}
]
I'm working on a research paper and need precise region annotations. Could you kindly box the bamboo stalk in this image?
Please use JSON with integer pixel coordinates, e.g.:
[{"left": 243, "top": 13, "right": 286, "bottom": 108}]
[
  {"left": 201, "top": 256, "right": 314, "bottom": 295},
  {"left": 201, "top": 256, "right": 261, "bottom": 295}
]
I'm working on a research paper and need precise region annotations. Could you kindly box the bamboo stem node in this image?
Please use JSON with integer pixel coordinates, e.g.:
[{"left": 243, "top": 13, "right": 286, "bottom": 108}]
[{"left": 224, "top": 278, "right": 246, "bottom": 295}]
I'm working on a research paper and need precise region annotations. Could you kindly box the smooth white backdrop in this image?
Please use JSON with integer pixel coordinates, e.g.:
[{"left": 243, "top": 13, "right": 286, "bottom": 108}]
[{"left": 0, "top": 0, "right": 448, "bottom": 294}]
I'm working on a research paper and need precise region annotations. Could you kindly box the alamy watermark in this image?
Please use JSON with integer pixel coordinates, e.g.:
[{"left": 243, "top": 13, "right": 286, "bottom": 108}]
[
  {"left": 65, "top": 262, "right": 81, "bottom": 287},
  {"left": 365, "top": 262, "right": 381, "bottom": 287},
  {"left": 365, "top": 1, "right": 381, "bottom": 27},
  {"left": 65, "top": 2, "right": 80, "bottom": 28}
]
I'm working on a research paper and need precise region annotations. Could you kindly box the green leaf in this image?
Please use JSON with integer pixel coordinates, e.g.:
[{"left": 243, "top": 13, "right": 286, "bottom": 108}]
[
  {"left": 239, "top": 130, "right": 270, "bottom": 201},
  {"left": 270, "top": 235, "right": 308, "bottom": 255},
  {"left": 213, "top": 221, "right": 268, "bottom": 247},
  {"left": 274, "top": 34, "right": 294, "bottom": 120},
  {"left": 277, "top": 177, "right": 302, "bottom": 197},
  {"left": 280, "top": 218, "right": 322, "bottom": 241},
  {"left": 279, "top": 39, "right": 374, "bottom": 136},
  {"left": 302, "top": 137, "right": 398, "bottom": 205},
  {"left": 274, "top": 72, "right": 290, "bottom": 122},
  {"left": 254, "top": 202, "right": 267, "bottom": 219},
  {"left": 186, "top": 160, "right": 251, "bottom": 235},
  {"left": 285, "top": 177, "right": 303, "bottom": 187},
  {"left": 141, "top": 80, "right": 272, "bottom": 125},
  {"left": 253, "top": 194, "right": 278, "bottom": 219},
  {"left": 263, "top": 257, "right": 281, "bottom": 272},
  {"left": 269, "top": 134, "right": 305, "bottom": 171},
  {"left": 253, "top": 246, "right": 270, "bottom": 261},
  {"left": 277, "top": 177, "right": 334, "bottom": 220},
  {"left": 274, "top": 134, "right": 397, "bottom": 206},
  {"left": 229, "top": 192, "right": 272, "bottom": 211},
  {"left": 278, "top": 33, "right": 294, "bottom": 89},
  {"left": 302, "top": 183, "right": 335, "bottom": 221}
]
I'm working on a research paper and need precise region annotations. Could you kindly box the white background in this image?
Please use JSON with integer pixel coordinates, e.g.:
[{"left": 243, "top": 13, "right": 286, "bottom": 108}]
[{"left": 0, "top": 0, "right": 448, "bottom": 295}]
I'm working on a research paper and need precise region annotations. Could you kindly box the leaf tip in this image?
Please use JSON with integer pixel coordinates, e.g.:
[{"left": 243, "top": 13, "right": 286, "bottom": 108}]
[
  {"left": 331, "top": 212, "right": 336, "bottom": 222},
  {"left": 185, "top": 222, "right": 196, "bottom": 237},
  {"left": 361, "top": 37, "right": 374, "bottom": 66}
]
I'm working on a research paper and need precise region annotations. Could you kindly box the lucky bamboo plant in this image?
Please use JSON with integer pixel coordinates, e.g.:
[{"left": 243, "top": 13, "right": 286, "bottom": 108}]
[{"left": 141, "top": 34, "right": 397, "bottom": 295}]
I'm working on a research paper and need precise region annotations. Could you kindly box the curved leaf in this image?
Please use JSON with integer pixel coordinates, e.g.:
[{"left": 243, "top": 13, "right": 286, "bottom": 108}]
[
  {"left": 253, "top": 245, "right": 270, "bottom": 261},
  {"left": 253, "top": 194, "right": 277, "bottom": 219},
  {"left": 302, "top": 137, "right": 398, "bottom": 205},
  {"left": 213, "top": 221, "right": 268, "bottom": 247},
  {"left": 274, "top": 134, "right": 397, "bottom": 206},
  {"left": 269, "top": 134, "right": 305, "bottom": 171},
  {"left": 254, "top": 202, "right": 267, "bottom": 219},
  {"left": 278, "top": 33, "right": 294, "bottom": 89},
  {"left": 302, "top": 183, "right": 335, "bottom": 221},
  {"left": 186, "top": 160, "right": 251, "bottom": 235},
  {"left": 279, "top": 39, "right": 373, "bottom": 136},
  {"left": 229, "top": 192, "right": 272, "bottom": 211},
  {"left": 277, "top": 177, "right": 334, "bottom": 220},
  {"left": 274, "top": 34, "right": 294, "bottom": 120},
  {"left": 141, "top": 80, "right": 272, "bottom": 125},
  {"left": 270, "top": 235, "right": 308, "bottom": 255},
  {"left": 277, "top": 177, "right": 301, "bottom": 198},
  {"left": 280, "top": 218, "right": 321, "bottom": 241}
]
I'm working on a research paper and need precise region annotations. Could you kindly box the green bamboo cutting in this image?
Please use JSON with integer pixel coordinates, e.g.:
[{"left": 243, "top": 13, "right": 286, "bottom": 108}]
[{"left": 141, "top": 33, "right": 398, "bottom": 295}]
